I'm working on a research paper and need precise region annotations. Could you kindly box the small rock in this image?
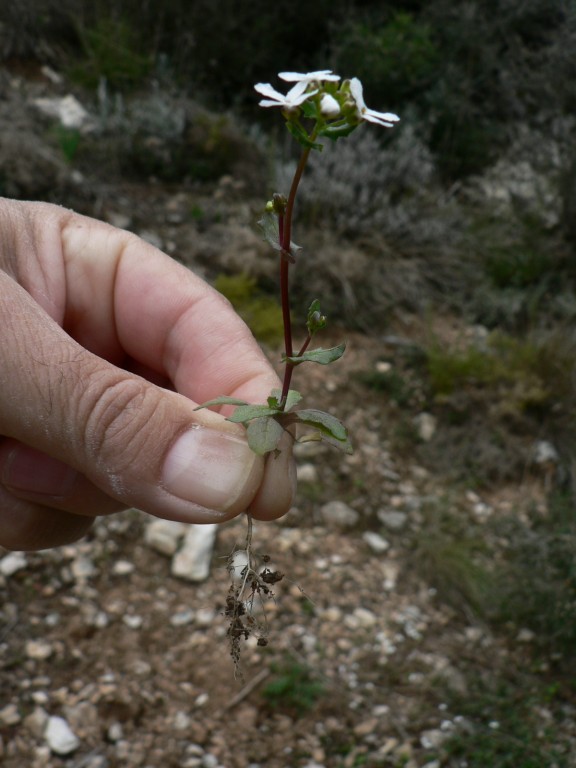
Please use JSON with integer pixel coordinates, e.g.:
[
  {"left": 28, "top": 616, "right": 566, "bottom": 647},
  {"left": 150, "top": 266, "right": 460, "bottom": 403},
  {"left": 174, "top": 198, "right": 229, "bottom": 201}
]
[
  {"left": 362, "top": 531, "right": 390, "bottom": 554},
  {"left": 24, "top": 707, "right": 49, "bottom": 738},
  {"left": 172, "top": 524, "right": 218, "bottom": 582},
  {"left": 71, "top": 556, "right": 97, "bottom": 581},
  {"left": 112, "top": 560, "right": 134, "bottom": 576},
  {"left": 145, "top": 519, "right": 186, "bottom": 556},
  {"left": 33, "top": 94, "right": 91, "bottom": 130},
  {"left": 320, "top": 501, "right": 359, "bottom": 528},
  {"left": 170, "top": 609, "right": 195, "bottom": 627},
  {"left": 45, "top": 715, "right": 80, "bottom": 756},
  {"left": 297, "top": 463, "right": 319, "bottom": 483},
  {"left": 420, "top": 728, "right": 446, "bottom": 749},
  {"left": 377, "top": 510, "right": 408, "bottom": 531},
  {"left": 353, "top": 717, "right": 379, "bottom": 737},
  {"left": 413, "top": 412, "right": 437, "bottom": 442},
  {"left": 25, "top": 640, "right": 54, "bottom": 661},
  {"left": 0, "top": 703, "right": 21, "bottom": 726},
  {"left": 0, "top": 551, "right": 27, "bottom": 576},
  {"left": 122, "top": 615, "right": 143, "bottom": 629}
]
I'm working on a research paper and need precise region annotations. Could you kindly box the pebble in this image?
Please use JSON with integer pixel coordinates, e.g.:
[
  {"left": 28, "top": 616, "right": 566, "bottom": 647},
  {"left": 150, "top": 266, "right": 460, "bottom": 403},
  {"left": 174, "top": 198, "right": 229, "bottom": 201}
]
[
  {"left": 112, "top": 560, "right": 135, "bottom": 576},
  {"left": 297, "top": 463, "right": 319, "bottom": 483},
  {"left": 0, "top": 703, "right": 21, "bottom": 725},
  {"left": 25, "top": 640, "right": 54, "bottom": 661},
  {"left": 71, "top": 556, "right": 97, "bottom": 581},
  {"left": 172, "top": 524, "right": 218, "bottom": 582},
  {"left": 413, "top": 412, "right": 437, "bottom": 442},
  {"left": 377, "top": 510, "right": 408, "bottom": 531},
  {"left": 320, "top": 501, "right": 359, "bottom": 528},
  {"left": 122, "top": 615, "right": 143, "bottom": 629},
  {"left": 45, "top": 715, "right": 80, "bottom": 755},
  {"left": 362, "top": 531, "right": 390, "bottom": 554},
  {"left": 0, "top": 551, "right": 27, "bottom": 576},
  {"left": 145, "top": 519, "right": 187, "bottom": 556}
]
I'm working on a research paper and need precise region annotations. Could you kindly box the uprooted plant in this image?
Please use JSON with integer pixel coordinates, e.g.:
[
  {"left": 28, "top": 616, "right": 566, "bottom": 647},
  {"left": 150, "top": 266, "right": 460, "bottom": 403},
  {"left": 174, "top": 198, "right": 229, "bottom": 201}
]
[{"left": 196, "top": 69, "right": 400, "bottom": 672}]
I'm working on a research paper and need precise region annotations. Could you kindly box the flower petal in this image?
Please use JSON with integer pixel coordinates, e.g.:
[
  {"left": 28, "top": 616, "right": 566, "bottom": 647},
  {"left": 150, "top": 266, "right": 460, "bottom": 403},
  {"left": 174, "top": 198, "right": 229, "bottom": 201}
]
[
  {"left": 279, "top": 70, "right": 340, "bottom": 84},
  {"left": 254, "top": 83, "right": 285, "bottom": 100}
]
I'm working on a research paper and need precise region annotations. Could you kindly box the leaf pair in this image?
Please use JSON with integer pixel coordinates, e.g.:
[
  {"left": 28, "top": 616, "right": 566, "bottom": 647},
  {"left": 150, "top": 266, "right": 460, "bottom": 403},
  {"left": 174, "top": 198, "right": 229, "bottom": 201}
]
[{"left": 195, "top": 389, "right": 352, "bottom": 456}]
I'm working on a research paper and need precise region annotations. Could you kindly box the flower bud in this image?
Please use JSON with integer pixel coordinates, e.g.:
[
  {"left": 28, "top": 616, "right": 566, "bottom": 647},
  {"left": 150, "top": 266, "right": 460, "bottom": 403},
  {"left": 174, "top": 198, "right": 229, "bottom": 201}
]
[{"left": 320, "top": 93, "right": 341, "bottom": 118}]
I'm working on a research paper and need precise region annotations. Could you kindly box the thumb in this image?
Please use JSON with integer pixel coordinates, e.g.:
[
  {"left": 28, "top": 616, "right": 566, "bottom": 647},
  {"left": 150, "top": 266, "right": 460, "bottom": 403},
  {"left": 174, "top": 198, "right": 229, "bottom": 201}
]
[{"left": 0, "top": 276, "right": 264, "bottom": 523}]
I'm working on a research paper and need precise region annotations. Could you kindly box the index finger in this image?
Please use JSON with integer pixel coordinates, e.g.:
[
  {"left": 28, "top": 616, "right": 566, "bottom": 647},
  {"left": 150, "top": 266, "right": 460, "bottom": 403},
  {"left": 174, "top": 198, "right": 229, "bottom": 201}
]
[{"left": 58, "top": 209, "right": 281, "bottom": 405}]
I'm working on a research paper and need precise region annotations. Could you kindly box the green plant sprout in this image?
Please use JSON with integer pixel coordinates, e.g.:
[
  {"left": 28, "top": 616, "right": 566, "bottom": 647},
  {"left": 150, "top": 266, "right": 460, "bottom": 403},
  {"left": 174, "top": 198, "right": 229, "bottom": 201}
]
[{"left": 197, "top": 70, "right": 399, "bottom": 673}]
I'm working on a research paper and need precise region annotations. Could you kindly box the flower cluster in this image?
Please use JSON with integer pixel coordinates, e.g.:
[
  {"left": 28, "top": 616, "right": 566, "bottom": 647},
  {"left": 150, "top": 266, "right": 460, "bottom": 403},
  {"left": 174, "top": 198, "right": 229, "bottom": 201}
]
[{"left": 254, "top": 70, "right": 400, "bottom": 143}]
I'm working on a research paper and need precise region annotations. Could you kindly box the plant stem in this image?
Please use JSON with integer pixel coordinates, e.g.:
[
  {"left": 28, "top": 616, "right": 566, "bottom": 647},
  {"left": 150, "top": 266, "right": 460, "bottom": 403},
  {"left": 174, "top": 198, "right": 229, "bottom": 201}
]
[{"left": 279, "top": 143, "right": 313, "bottom": 408}]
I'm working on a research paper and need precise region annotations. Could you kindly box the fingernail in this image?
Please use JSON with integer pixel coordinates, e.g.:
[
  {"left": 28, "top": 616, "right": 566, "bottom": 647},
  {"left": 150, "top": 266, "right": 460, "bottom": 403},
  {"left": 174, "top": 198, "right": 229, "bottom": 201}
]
[
  {"left": 163, "top": 427, "right": 260, "bottom": 511},
  {"left": 2, "top": 445, "right": 78, "bottom": 499}
]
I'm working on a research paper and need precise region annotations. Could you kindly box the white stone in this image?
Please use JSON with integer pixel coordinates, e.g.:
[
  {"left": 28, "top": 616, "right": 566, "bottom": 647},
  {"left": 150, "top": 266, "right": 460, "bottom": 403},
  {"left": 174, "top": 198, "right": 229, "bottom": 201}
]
[
  {"left": 145, "top": 519, "right": 186, "bottom": 556},
  {"left": 320, "top": 501, "right": 359, "bottom": 528},
  {"left": 45, "top": 715, "right": 80, "bottom": 755},
  {"left": 122, "top": 615, "right": 143, "bottom": 629},
  {"left": 414, "top": 412, "right": 437, "bottom": 442},
  {"left": 71, "top": 556, "right": 96, "bottom": 581},
  {"left": 0, "top": 552, "right": 27, "bottom": 576},
  {"left": 33, "top": 95, "right": 91, "bottom": 130},
  {"left": 296, "top": 463, "right": 319, "bottom": 483},
  {"left": 362, "top": 531, "right": 390, "bottom": 554},
  {"left": 171, "top": 525, "right": 218, "bottom": 582},
  {"left": 112, "top": 559, "right": 134, "bottom": 576},
  {"left": 25, "top": 640, "right": 53, "bottom": 661}
]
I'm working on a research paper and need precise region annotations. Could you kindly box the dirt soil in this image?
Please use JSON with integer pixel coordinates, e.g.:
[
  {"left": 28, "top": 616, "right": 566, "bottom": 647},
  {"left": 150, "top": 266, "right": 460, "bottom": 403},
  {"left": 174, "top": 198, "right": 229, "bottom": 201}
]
[{"left": 0, "top": 64, "right": 573, "bottom": 768}]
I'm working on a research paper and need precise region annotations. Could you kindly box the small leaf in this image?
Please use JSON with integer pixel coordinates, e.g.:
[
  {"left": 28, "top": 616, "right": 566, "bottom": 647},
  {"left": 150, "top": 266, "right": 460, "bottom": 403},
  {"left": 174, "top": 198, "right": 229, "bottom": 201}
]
[
  {"left": 281, "top": 409, "right": 353, "bottom": 454},
  {"left": 257, "top": 210, "right": 302, "bottom": 254},
  {"left": 318, "top": 122, "right": 358, "bottom": 141},
  {"left": 283, "top": 342, "right": 346, "bottom": 366},
  {"left": 226, "top": 404, "right": 281, "bottom": 423},
  {"left": 194, "top": 396, "right": 249, "bottom": 411},
  {"left": 246, "top": 416, "right": 285, "bottom": 455},
  {"left": 269, "top": 388, "right": 303, "bottom": 412},
  {"left": 286, "top": 120, "right": 324, "bottom": 151}
]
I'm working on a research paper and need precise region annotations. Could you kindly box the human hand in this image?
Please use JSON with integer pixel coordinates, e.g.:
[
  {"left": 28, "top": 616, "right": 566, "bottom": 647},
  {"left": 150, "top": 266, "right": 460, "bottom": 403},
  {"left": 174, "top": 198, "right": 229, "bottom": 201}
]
[{"left": 0, "top": 199, "right": 295, "bottom": 550}]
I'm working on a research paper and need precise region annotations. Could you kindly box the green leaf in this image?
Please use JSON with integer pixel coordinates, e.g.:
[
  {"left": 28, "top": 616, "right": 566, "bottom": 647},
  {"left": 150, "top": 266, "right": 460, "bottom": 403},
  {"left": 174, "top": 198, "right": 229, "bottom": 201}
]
[
  {"left": 226, "top": 404, "right": 281, "bottom": 423},
  {"left": 257, "top": 210, "right": 302, "bottom": 254},
  {"left": 269, "top": 388, "right": 303, "bottom": 412},
  {"left": 246, "top": 416, "right": 285, "bottom": 455},
  {"left": 318, "top": 122, "right": 358, "bottom": 141},
  {"left": 285, "top": 120, "right": 324, "bottom": 151},
  {"left": 194, "top": 396, "right": 249, "bottom": 410},
  {"left": 283, "top": 343, "right": 346, "bottom": 366},
  {"left": 283, "top": 408, "right": 352, "bottom": 454}
]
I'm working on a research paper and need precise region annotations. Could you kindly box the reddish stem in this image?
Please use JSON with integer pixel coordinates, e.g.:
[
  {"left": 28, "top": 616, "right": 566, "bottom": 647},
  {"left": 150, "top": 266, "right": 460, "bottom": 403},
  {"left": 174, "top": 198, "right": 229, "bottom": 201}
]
[{"left": 279, "top": 145, "right": 313, "bottom": 408}]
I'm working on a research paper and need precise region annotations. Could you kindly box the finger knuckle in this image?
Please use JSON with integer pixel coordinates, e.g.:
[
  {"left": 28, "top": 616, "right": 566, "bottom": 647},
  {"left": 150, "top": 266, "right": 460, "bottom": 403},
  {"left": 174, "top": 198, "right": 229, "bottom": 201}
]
[{"left": 82, "top": 374, "right": 158, "bottom": 471}]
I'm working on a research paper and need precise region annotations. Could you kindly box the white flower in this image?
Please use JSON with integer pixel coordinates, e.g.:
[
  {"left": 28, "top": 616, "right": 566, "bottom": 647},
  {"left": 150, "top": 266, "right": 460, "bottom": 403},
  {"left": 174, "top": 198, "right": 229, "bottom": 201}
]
[
  {"left": 349, "top": 78, "right": 400, "bottom": 128},
  {"left": 254, "top": 80, "right": 316, "bottom": 109},
  {"left": 320, "top": 93, "right": 341, "bottom": 118},
  {"left": 279, "top": 69, "right": 341, "bottom": 85}
]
